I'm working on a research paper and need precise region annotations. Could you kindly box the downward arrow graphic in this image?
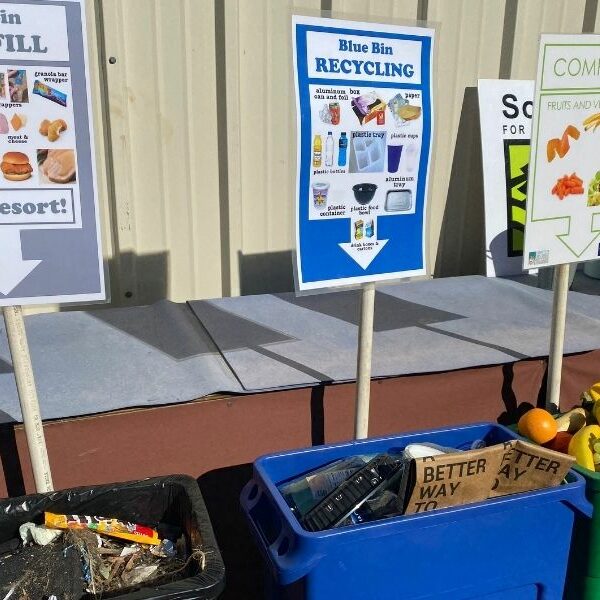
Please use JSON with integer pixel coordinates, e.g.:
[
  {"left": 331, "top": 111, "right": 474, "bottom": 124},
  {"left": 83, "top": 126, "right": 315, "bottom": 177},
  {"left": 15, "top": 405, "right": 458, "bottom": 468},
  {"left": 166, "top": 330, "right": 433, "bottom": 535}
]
[
  {"left": 339, "top": 216, "right": 388, "bottom": 269},
  {"left": 0, "top": 229, "right": 41, "bottom": 295},
  {"left": 556, "top": 212, "right": 600, "bottom": 258}
]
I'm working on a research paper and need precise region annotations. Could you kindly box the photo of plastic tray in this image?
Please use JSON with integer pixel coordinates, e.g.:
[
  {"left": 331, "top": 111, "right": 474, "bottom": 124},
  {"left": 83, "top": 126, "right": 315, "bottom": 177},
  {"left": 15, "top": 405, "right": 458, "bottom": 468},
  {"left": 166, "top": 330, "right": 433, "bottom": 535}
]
[{"left": 349, "top": 134, "right": 386, "bottom": 173}]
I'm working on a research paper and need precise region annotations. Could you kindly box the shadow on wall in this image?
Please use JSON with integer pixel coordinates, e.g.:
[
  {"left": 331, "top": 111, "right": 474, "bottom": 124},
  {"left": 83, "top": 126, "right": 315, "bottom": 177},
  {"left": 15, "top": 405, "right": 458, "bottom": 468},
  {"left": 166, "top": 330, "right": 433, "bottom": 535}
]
[
  {"left": 435, "top": 87, "right": 486, "bottom": 278},
  {"left": 61, "top": 251, "right": 170, "bottom": 310},
  {"left": 238, "top": 250, "right": 295, "bottom": 296}
]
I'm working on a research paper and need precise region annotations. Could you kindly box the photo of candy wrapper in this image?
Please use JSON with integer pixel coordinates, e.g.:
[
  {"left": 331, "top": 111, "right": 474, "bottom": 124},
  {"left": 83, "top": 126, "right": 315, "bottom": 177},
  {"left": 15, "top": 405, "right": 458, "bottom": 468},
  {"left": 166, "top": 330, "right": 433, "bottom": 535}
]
[
  {"left": 0, "top": 73, "right": 5, "bottom": 98},
  {"left": 8, "top": 70, "right": 28, "bottom": 103},
  {"left": 351, "top": 92, "right": 386, "bottom": 125},
  {"left": 33, "top": 80, "right": 67, "bottom": 107}
]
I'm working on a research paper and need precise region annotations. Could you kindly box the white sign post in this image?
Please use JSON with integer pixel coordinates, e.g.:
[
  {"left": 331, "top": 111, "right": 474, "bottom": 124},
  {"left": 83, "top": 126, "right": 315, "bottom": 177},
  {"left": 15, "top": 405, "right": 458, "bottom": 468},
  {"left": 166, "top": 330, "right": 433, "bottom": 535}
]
[
  {"left": 524, "top": 34, "right": 600, "bottom": 411},
  {"left": 0, "top": 0, "right": 104, "bottom": 490},
  {"left": 292, "top": 16, "right": 435, "bottom": 438}
]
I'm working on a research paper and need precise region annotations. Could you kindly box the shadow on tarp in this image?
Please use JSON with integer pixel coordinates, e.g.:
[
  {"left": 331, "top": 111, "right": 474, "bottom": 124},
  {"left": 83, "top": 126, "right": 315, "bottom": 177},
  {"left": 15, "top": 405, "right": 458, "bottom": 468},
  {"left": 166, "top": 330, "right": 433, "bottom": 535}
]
[
  {"left": 0, "top": 359, "right": 12, "bottom": 375},
  {"left": 198, "top": 464, "right": 264, "bottom": 600},
  {"left": 88, "top": 301, "right": 221, "bottom": 361},
  {"left": 277, "top": 289, "right": 464, "bottom": 332}
]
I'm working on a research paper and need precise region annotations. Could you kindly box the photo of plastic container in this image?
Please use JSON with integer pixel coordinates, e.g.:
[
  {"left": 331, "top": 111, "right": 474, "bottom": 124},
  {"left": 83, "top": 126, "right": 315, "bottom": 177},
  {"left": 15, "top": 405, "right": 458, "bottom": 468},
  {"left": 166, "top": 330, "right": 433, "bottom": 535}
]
[
  {"left": 387, "top": 144, "right": 403, "bottom": 173},
  {"left": 312, "top": 182, "right": 329, "bottom": 209}
]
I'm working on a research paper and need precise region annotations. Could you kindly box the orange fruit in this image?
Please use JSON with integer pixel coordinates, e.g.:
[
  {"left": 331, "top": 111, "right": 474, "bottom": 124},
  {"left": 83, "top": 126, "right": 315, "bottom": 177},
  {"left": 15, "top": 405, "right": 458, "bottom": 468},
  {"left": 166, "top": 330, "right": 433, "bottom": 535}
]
[{"left": 518, "top": 408, "right": 558, "bottom": 444}]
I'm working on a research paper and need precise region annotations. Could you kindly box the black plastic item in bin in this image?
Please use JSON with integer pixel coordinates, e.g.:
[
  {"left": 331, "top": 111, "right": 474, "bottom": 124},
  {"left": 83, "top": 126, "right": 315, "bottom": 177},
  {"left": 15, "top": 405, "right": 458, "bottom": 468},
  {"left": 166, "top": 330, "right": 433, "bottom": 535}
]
[{"left": 0, "top": 475, "right": 225, "bottom": 599}]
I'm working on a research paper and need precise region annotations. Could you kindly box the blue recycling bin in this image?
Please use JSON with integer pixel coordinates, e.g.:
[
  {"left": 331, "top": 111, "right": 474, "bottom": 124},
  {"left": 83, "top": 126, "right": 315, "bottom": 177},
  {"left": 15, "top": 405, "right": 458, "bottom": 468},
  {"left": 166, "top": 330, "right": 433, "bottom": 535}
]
[{"left": 241, "top": 423, "right": 591, "bottom": 599}]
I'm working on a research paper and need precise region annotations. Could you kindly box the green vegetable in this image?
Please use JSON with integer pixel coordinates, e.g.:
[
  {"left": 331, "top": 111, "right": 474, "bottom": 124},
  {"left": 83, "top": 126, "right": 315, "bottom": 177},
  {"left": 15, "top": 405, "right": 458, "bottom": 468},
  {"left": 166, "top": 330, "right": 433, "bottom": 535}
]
[{"left": 588, "top": 171, "right": 600, "bottom": 206}]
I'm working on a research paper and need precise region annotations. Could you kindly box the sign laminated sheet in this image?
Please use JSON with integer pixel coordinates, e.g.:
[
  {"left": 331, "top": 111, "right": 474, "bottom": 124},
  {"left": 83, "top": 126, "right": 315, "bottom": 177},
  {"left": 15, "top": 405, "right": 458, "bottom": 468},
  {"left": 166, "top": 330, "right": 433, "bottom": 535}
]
[
  {"left": 292, "top": 16, "right": 434, "bottom": 291},
  {"left": 524, "top": 34, "right": 600, "bottom": 269},
  {"left": 478, "top": 80, "right": 534, "bottom": 277},
  {"left": 0, "top": 0, "right": 104, "bottom": 306}
]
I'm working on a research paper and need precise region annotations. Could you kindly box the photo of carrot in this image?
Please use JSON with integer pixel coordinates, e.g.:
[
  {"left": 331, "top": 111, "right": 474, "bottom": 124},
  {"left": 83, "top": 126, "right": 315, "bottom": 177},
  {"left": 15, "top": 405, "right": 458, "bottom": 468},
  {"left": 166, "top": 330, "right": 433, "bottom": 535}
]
[
  {"left": 551, "top": 173, "right": 584, "bottom": 200},
  {"left": 547, "top": 125, "right": 580, "bottom": 162}
]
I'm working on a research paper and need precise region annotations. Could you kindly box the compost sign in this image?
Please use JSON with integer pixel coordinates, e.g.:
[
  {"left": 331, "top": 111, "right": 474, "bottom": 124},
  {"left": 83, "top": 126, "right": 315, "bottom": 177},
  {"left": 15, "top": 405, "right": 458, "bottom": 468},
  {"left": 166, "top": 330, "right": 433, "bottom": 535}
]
[
  {"left": 524, "top": 34, "right": 600, "bottom": 269},
  {"left": 478, "top": 79, "right": 534, "bottom": 277},
  {"left": 292, "top": 16, "right": 434, "bottom": 291},
  {"left": 0, "top": 0, "right": 104, "bottom": 306}
]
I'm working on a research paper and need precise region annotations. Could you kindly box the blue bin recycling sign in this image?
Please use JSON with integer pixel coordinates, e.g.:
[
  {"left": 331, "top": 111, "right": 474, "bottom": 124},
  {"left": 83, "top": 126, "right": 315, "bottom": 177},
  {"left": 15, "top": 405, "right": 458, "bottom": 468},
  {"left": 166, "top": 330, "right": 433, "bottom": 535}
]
[{"left": 293, "top": 16, "right": 435, "bottom": 291}]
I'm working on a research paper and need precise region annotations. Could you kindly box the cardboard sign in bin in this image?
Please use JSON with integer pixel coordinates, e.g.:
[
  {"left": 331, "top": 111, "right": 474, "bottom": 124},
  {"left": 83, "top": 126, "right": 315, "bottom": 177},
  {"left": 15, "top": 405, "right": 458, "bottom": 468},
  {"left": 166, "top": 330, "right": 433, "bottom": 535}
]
[
  {"left": 404, "top": 439, "right": 574, "bottom": 514},
  {"left": 241, "top": 423, "right": 590, "bottom": 600}
]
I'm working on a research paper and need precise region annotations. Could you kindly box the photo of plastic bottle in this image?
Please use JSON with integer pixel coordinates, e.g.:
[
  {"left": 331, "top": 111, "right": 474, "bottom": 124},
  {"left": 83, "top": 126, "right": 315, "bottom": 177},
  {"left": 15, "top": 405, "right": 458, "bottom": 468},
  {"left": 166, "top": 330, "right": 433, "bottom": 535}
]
[
  {"left": 338, "top": 132, "right": 347, "bottom": 167},
  {"left": 325, "top": 131, "right": 334, "bottom": 167},
  {"left": 313, "top": 135, "right": 322, "bottom": 167}
]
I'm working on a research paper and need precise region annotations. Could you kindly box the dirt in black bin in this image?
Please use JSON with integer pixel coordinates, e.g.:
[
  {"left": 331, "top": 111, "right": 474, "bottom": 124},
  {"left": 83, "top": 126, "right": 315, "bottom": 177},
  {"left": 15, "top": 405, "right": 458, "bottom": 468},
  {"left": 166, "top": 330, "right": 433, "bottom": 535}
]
[{"left": 0, "top": 541, "right": 86, "bottom": 600}]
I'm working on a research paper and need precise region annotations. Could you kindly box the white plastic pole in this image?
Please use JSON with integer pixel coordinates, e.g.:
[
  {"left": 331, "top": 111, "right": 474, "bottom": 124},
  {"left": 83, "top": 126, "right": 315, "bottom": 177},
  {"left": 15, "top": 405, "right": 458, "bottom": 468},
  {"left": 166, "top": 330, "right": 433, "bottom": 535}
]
[
  {"left": 354, "top": 282, "right": 376, "bottom": 439},
  {"left": 3, "top": 305, "right": 53, "bottom": 492},
  {"left": 546, "top": 264, "right": 570, "bottom": 412}
]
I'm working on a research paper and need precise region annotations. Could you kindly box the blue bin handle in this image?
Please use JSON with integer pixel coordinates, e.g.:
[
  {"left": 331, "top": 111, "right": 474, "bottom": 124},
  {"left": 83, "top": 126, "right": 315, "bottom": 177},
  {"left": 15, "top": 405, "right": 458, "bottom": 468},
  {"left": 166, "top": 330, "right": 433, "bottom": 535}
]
[{"left": 241, "top": 479, "right": 321, "bottom": 584}]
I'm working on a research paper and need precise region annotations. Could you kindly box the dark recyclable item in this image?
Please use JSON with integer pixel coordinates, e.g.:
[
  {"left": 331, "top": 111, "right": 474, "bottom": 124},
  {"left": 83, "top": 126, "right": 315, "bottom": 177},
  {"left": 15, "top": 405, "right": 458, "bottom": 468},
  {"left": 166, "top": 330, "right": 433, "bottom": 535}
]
[
  {"left": 352, "top": 183, "right": 377, "bottom": 205},
  {"left": 300, "top": 454, "right": 405, "bottom": 532}
]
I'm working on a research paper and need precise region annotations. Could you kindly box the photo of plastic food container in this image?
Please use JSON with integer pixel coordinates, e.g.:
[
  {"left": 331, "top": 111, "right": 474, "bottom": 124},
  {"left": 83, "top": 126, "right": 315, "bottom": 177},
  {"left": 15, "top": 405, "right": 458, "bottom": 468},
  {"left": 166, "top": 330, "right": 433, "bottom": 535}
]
[
  {"left": 352, "top": 183, "right": 377, "bottom": 205},
  {"left": 312, "top": 182, "right": 330, "bottom": 208},
  {"left": 385, "top": 189, "right": 412, "bottom": 212}
]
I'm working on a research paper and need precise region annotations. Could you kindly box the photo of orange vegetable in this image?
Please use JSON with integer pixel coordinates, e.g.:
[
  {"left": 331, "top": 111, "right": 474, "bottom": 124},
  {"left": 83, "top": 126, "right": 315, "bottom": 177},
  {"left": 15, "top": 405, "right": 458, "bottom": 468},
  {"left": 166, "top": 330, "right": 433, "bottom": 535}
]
[
  {"left": 552, "top": 173, "right": 584, "bottom": 200},
  {"left": 547, "top": 125, "right": 580, "bottom": 162}
]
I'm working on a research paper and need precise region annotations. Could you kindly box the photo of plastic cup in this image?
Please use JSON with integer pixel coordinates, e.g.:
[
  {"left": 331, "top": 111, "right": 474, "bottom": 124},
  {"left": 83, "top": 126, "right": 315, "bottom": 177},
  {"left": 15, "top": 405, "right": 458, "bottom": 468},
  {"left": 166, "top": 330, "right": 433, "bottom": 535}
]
[
  {"left": 312, "top": 182, "right": 330, "bottom": 209},
  {"left": 405, "top": 143, "right": 419, "bottom": 172},
  {"left": 387, "top": 144, "right": 403, "bottom": 173}
]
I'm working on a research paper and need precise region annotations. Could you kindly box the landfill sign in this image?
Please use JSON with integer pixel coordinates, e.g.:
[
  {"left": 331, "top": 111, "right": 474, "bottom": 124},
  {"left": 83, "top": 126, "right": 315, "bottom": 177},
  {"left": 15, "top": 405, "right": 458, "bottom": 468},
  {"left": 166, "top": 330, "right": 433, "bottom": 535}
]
[
  {"left": 292, "top": 16, "right": 434, "bottom": 291},
  {"left": 524, "top": 34, "right": 600, "bottom": 269},
  {"left": 0, "top": 0, "right": 104, "bottom": 306},
  {"left": 478, "top": 80, "right": 534, "bottom": 277}
]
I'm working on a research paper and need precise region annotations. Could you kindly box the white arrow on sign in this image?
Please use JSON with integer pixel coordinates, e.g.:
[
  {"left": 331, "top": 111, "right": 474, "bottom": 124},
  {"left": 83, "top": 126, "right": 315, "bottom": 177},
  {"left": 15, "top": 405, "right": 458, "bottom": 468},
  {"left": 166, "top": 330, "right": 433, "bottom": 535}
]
[
  {"left": 0, "top": 229, "right": 42, "bottom": 295},
  {"left": 339, "top": 215, "right": 388, "bottom": 269},
  {"left": 555, "top": 211, "right": 600, "bottom": 258}
]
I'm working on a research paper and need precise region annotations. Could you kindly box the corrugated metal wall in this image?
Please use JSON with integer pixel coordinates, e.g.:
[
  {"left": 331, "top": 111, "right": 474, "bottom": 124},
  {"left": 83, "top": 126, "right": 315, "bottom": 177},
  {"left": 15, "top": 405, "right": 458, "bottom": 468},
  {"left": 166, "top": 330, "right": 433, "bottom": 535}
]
[{"left": 86, "top": 0, "right": 600, "bottom": 307}]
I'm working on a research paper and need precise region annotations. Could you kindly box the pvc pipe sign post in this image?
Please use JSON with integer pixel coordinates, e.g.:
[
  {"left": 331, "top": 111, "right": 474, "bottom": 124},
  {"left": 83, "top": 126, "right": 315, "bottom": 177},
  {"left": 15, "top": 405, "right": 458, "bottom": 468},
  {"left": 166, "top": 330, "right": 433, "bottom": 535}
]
[
  {"left": 0, "top": 0, "right": 104, "bottom": 491},
  {"left": 292, "top": 15, "right": 435, "bottom": 438},
  {"left": 524, "top": 34, "right": 600, "bottom": 411}
]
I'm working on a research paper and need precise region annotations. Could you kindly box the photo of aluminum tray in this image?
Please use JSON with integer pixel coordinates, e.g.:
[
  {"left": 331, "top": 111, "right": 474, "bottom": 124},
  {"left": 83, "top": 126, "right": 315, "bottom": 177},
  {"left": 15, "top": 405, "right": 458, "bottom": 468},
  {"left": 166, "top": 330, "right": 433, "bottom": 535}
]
[{"left": 385, "top": 189, "right": 412, "bottom": 212}]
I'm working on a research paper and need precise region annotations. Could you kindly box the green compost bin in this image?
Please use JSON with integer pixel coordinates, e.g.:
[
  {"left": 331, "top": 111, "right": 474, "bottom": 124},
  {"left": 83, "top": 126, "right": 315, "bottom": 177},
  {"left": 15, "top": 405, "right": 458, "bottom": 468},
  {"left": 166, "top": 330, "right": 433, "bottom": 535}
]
[{"left": 565, "top": 465, "right": 600, "bottom": 599}]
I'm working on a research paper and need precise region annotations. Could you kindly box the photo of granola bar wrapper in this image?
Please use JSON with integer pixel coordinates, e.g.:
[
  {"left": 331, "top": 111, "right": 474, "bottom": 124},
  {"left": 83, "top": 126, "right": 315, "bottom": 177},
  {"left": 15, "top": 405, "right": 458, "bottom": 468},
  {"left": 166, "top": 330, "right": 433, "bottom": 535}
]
[{"left": 33, "top": 80, "right": 68, "bottom": 107}]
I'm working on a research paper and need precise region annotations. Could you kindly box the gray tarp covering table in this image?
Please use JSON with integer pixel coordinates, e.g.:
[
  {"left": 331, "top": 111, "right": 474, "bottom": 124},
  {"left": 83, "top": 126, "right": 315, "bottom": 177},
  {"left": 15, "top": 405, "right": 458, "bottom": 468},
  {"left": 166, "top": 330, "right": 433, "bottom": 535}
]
[{"left": 1, "top": 275, "right": 600, "bottom": 423}]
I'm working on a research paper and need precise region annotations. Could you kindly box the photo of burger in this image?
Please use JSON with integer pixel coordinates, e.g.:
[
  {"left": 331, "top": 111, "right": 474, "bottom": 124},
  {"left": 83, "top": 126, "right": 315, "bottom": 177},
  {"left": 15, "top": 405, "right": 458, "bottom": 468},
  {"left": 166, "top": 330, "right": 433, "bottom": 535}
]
[{"left": 1, "top": 151, "right": 32, "bottom": 181}]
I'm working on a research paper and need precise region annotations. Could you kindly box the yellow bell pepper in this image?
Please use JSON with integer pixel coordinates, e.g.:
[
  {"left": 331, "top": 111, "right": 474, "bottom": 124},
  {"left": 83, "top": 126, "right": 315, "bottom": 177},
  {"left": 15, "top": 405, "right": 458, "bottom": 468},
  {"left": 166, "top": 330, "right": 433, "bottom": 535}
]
[
  {"left": 568, "top": 424, "right": 600, "bottom": 470},
  {"left": 581, "top": 382, "right": 600, "bottom": 404}
]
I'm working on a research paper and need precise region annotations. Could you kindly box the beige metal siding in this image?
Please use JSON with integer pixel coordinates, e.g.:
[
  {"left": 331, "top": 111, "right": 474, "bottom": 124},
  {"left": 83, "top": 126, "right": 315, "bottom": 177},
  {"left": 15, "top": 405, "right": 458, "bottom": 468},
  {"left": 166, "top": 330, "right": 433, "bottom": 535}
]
[{"left": 49, "top": 0, "right": 600, "bottom": 310}]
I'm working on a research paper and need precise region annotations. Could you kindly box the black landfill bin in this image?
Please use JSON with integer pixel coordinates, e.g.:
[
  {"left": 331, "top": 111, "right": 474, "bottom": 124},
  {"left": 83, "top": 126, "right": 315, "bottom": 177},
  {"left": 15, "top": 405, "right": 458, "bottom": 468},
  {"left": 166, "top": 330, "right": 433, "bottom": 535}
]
[{"left": 0, "top": 475, "right": 225, "bottom": 599}]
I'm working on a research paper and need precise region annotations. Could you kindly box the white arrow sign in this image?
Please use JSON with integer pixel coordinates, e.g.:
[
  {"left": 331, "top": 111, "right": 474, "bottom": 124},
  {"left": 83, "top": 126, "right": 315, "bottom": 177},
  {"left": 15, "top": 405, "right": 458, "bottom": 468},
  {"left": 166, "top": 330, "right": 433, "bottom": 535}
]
[
  {"left": 339, "top": 216, "right": 388, "bottom": 269},
  {"left": 556, "top": 211, "right": 600, "bottom": 258},
  {"left": 0, "top": 229, "right": 41, "bottom": 295}
]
